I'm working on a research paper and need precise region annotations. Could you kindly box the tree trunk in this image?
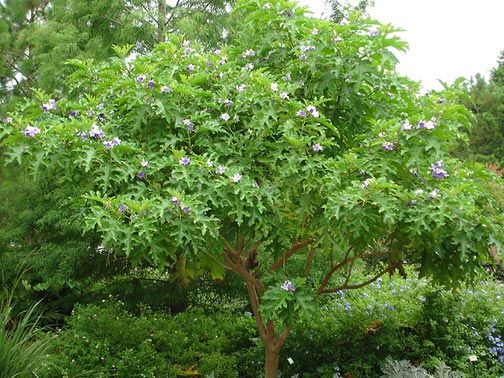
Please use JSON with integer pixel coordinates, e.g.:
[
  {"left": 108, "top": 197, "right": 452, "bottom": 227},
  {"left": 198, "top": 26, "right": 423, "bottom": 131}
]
[
  {"left": 157, "top": 0, "right": 166, "bottom": 43},
  {"left": 264, "top": 345, "right": 280, "bottom": 378}
]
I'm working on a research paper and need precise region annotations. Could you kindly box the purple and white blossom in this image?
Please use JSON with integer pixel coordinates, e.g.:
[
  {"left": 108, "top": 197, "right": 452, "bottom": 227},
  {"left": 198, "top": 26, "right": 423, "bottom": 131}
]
[
  {"left": 89, "top": 124, "right": 105, "bottom": 139},
  {"left": 427, "top": 189, "right": 440, "bottom": 200},
  {"left": 77, "top": 131, "right": 88, "bottom": 141},
  {"left": 213, "top": 49, "right": 221, "bottom": 55},
  {"left": 430, "top": 160, "right": 448, "bottom": 179},
  {"left": 181, "top": 205, "right": 191, "bottom": 214},
  {"left": 280, "top": 92, "right": 289, "bottom": 100},
  {"left": 221, "top": 113, "right": 230, "bottom": 121},
  {"left": 136, "top": 75, "right": 146, "bottom": 83},
  {"left": 216, "top": 165, "right": 226, "bottom": 175},
  {"left": 23, "top": 125, "right": 40, "bottom": 138},
  {"left": 263, "top": 2, "right": 272, "bottom": 9},
  {"left": 148, "top": 79, "right": 155, "bottom": 89},
  {"left": 42, "top": 99, "right": 57, "bottom": 111},
  {"left": 401, "top": 120, "right": 412, "bottom": 131},
  {"left": 231, "top": 173, "right": 242, "bottom": 183},
  {"left": 179, "top": 157, "right": 191, "bottom": 166},
  {"left": 368, "top": 26, "right": 379, "bottom": 37},
  {"left": 245, "top": 63, "right": 254, "bottom": 70},
  {"left": 424, "top": 119, "right": 437, "bottom": 129},
  {"left": 237, "top": 84, "right": 247, "bottom": 92},
  {"left": 206, "top": 60, "right": 213, "bottom": 67},
  {"left": 281, "top": 280, "right": 296, "bottom": 292},
  {"left": 184, "top": 47, "right": 195, "bottom": 55},
  {"left": 241, "top": 49, "right": 256, "bottom": 58},
  {"left": 223, "top": 99, "right": 233, "bottom": 107},
  {"left": 103, "top": 137, "right": 121, "bottom": 149},
  {"left": 296, "top": 110, "right": 307, "bottom": 118},
  {"left": 382, "top": 142, "right": 395, "bottom": 151},
  {"left": 312, "top": 143, "right": 323, "bottom": 152},
  {"left": 118, "top": 203, "right": 128, "bottom": 213},
  {"left": 171, "top": 196, "right": 180, "bottom": 206},
  {"left": 186, "top": 64, "right": 195, "bottom": 72},
  {"left": 69, "top": 110, "right": 80, "bottom": 117},
  {"left": 299, "top": 54, "right": 307, "bottom": 60},
  {"left": 333, "top": 36, "right": 342, "bottom": 43},
  {"left": 182, "top": 119, "right": 194, "bottom": 131},
  {"left": 141, "top": 160, "right": 149, "bottom": 168},
  {"left": 306, "top": 105, "right": 319, "bottom": 118},
  {"left": 311, "top": 28, "right": 319, "bottom": 35},
  {"left": 137, "top": 171, "right": 145, "bottom": 179},
  {"left": 160, "top": 85, "right": 171, "bottom": 93},
  {"left": 182, "top": 40, "right": 191, "bottom": 47},
  {"left": 362, "top": 178, "right": 373, "bottom": 189},
  {"left": 284, "top": 73, "right": 292, "bottom": 81},
  {"left": 300, "top": 45, "right": 316, "bottom": 53}
]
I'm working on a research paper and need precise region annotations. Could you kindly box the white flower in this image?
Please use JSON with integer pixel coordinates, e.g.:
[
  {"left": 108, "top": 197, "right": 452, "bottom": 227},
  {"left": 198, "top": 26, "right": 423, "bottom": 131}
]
[
  {"left": 425, "top": 120, "right": 437, "bottom": 129},
  {"left": 231, "top": 173, "right": 242, "bottom": 183},
  {"left": 216, "top": 165, "right": 226, "bottom": 175},
  {"left": 221, "top": 113, "right": 230, "bottom": 121},
  {"left": 280, "top": 92, "right": 289, "bottom": 100},
  {"left": 401, "top": 120, "right": 412, "bottom": 131},
  {"left": 413, "top": 189, "right": 424, "bottom": 196},
  {"left": 263, "top": 3, "right": 272, "bottom": 9},
  {"left": 245, "top": 63, "right": 254, "bottom": 70},
  {"left": 271, "top": 83, "right": 278, "bottom": 92},
  {"left": 311, "top": 28, "right": 319, "bottom": 35},
  {"left": 237, "top": 84, "right": 247, "bottom": 92},
  {"left": 306, "top": 105, "right": 319, "bottom": 118},
  {"left": 207, "top": 159, "right": 214, "bottom": 167}
]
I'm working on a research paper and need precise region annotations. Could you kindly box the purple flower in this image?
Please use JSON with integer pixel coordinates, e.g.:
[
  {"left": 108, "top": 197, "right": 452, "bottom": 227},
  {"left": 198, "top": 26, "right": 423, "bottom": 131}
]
[
  {"left": 284, "top": 73, "right": 292, "bottom": 81},
  {"left": 221, "top": 113, "right": 230, "bottom": 121},
  {"left": 171, "top": 196, "right": 180, "bottom": 206},
  {"left": 205, "top": 60, "right": 213, "bottom": 67},
  {"left": 160, "top": 86, "right": 171, "bottom": 93},
  {"left": 69, "top": 110, "right": 80, "bottom": 117},
  {"left": 427, "top": 189, "right": 440, "bottom": 200},
  {"left": 137, "top": 171, "right": 145, "bottom": 179},
  {"left": 182, "top": 119, "right": 193, "bottom": 131},
  {"left": 118, "top": 203, "right": 128, "bottom": 213},
  {"left": 89, "top": 124, "right": 105, "bottom": 139},
  {"left": 186, "top": 64, "right": 195, "bottom": 72},
  {"left": 362, "top": 178, "right": 373, "bottom": 189},
  {"left": 179, "top": 157, "right": 191, "bottom": 166},
  {"left": 103, "top": 137, "right": 121, "bottom": 149},
  {"left": 307, "top": 105, "right": 319, "bottom": 118},
  {"left": 281, "top": 280, "right": 296, "bottom": 292},
  {"left": 437, "top": 98, "right": 445, "bottom": 104},
  {"left": 23, "top": 125, "right": 40, "bottom": 138},
  {"left": 181, "top": 205, "right": 191, "bottom": 214},
  {"left": 223, "top": 99, "right": 233, "bottom": 107},
  {"left": 241, "top": 49, "right": 256, "bottom": 58},
  {"left": 417, "top": 120, "right": 427, "bottom": 129},
  {"left": 312, "top": 143, "right": 323, "bottom": 152},
  {"left": 231, "top": 173, "right": 242, "bottom": 183},
  {"left": 136, "top": 75, "right": 146, "bottom": 83},
  {"left": 382, "top": 142, "right": 395, "bottom": 151},
  {"left": 77, "top": 131, "right": 88, "bottom": 141},
  {"left": 42, "top": 99, "right": 56, "bottom": 111},
  {"left": 297, "top": 110, "right": 307, "bottom": 118},
  {"left": 216, "top": 165, "right": 226, "bottom": 175},
  {"left": 148, "top": 79, "right": 155, "bottom": 89},
  {"left": 213, "top": 49, "right": 221, "bottom": 55},
  {"left": 368, "top": 26, "right": 379, "bottom": 37},
  {"left": 430, "top": 160, "right": 448, "bottom": 179},
  {"left": 401, "top": 120, "right": 412, "bottom": 131},
  {"left": 184, "top": 47, "right": 195, "bottom": 55},
  {"left": 299, "top": 54, "right": 307, "bottom": 60},
  {"left": 300, "top": 45, "right": 316, "bottom": 53}
]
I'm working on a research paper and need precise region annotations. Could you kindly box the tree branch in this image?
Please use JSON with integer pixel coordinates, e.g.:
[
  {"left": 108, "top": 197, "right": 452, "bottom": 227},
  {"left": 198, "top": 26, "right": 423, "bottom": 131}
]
[
  {"left": 269, "top": 239, "right": 315, "bottom": 273},
  {"left": 319, "top": 267, "right": 389, "bottom": 294}
]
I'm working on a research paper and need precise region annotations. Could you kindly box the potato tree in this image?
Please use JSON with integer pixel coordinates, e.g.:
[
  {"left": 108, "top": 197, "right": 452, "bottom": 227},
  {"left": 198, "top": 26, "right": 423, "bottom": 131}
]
[{"left": 1, "top": 0, "right": 502, "bottom": 376}]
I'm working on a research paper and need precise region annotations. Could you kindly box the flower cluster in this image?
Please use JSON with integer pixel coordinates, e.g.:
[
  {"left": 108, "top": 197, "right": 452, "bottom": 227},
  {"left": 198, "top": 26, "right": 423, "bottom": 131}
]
[
  {"left": 382, "top": 141, "right": 395, "bottom": 151},
  {"left": 362, "top": 178, "right": 374, "bottom": 189},
  {"left": 297, "top": 105, "right": 319, "bottom": 118},
  {"left": 430, "top": 160, "right": 448, "bottom": 179},
  {"left": 23, "top": 125, "right": 40, "bottom": 138},
  {"left": 89, "top": 124, "right": 105, "bottom": 139},
  {"left": 281, "top": 280, "right": 296, "bottom": 292},
  {"left": 42, "top": 99, "right": 57, "bottom": 112},
  {"left": 137, "top": 160, "right": 148, "bottom": 180},
  {"left": 171, "top": 196, "right": 191, "bottom": 214},
  {"left": 487, "top": 323, "right": 504, "bottom": 363},
  {"left": 103, "top": 137, "right": 121, "bottom": 149},
  {"left": 182, "top": 119, "right": 194, "bottom": 131},
  {"left": 368, "top": 26, "right": 379, "bottom": 37},
  {"left": 417, "top": 119, "right": 436, "bottom": 130},
  {"left": 241, "top": 49, "right": 256, "bottom": 58}
]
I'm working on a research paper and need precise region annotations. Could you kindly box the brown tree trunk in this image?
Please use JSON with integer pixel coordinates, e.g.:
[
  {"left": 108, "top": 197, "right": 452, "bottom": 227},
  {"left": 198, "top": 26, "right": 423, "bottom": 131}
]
[
  {"left": 264, "top": 345, "right": 280, "bottom": 378},
  {"left": 157, "top": 0, "right": 166, "bottom": 43}
]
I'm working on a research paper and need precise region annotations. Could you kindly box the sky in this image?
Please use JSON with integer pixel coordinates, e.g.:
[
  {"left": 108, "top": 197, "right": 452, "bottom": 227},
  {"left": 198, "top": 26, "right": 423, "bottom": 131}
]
[{"left": 296, "top": 0, "right": 504, "bottom": 91}]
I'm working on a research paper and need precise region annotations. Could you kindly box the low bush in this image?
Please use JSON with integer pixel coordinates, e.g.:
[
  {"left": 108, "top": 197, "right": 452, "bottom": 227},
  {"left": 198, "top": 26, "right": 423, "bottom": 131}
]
[{"left": 42, "top": 274, "right": 504, "bottom": 377}]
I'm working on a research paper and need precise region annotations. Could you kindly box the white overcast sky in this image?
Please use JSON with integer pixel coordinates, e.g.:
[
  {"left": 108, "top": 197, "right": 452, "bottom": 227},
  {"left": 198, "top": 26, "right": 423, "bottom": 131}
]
[{"left": 296, "top": 0, "right": 504, "bottom": 91}]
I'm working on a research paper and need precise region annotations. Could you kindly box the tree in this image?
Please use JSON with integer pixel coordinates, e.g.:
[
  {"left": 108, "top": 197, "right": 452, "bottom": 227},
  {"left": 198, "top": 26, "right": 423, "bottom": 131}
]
[
  {"left": 0, "top": 0, "right": 233, "bottom": 111},
  {"left": 1, "top": 0, "right": 502, "bottom": 376},
  {"left": 325, "top": 0, "right": 374, "bottom": 23}
]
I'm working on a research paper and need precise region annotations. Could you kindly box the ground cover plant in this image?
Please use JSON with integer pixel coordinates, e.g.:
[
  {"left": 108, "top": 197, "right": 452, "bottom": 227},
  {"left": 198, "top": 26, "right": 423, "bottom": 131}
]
[{"left": 1, "top": 0, "right": 503, "bottom": 376}]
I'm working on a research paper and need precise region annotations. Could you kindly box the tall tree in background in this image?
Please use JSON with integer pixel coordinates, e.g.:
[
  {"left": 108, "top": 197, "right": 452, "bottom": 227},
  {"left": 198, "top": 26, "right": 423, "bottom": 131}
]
[
  {"left": 0, "top": 0, "right": 232, "bottom": 112},
  {"left": 325, "top": 0, "right": 374, "bottom": 22},
  {"left": 462, "top": 50, "right": 504, "bottom": 167}
]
